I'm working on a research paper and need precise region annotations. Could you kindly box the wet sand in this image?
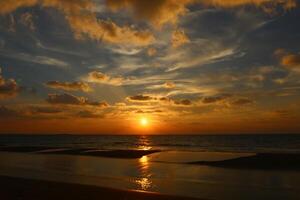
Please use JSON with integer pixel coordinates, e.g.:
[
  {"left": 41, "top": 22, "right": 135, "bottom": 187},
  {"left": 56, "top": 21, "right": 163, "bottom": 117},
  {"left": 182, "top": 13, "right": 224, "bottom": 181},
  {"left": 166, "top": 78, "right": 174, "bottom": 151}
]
[{"left": 0, "top": 176, "right": 202, "bottom": 200}]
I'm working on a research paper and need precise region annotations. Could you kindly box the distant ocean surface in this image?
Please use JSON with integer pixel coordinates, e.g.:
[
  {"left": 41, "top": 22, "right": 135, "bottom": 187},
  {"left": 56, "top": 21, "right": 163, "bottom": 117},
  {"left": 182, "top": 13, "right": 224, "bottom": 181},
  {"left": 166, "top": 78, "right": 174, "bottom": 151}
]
[{"left": 0, "top": 134, "right": 300, "bottom": 153}]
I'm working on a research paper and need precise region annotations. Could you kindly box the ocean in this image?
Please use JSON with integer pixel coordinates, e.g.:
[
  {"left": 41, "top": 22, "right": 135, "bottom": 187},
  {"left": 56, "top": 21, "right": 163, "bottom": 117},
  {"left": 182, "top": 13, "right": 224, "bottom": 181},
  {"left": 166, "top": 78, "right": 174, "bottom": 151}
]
[
  {"left": 0, "top": 134, "right": 299, "bottom": 153},
  {"left": 0, "top": 134, "right": 300, "bottom": 199}
]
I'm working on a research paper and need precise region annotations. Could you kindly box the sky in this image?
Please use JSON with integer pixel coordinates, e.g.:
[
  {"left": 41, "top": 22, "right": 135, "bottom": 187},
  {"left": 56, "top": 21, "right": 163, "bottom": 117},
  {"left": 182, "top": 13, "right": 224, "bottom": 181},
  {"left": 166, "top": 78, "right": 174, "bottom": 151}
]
[{"left": 0, "top": 0, "right": 300, "bottom": 134}]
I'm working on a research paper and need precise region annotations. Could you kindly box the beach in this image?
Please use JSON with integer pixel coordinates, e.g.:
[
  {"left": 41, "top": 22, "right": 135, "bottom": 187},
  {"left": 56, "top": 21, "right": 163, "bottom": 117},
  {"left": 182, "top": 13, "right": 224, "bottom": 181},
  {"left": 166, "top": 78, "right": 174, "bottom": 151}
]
[
  {"left": 0, "top": 176, "right": 201, "bottom": 200},
  {"left": 0, "top": 135, "right": 300, "bottom": 200}
]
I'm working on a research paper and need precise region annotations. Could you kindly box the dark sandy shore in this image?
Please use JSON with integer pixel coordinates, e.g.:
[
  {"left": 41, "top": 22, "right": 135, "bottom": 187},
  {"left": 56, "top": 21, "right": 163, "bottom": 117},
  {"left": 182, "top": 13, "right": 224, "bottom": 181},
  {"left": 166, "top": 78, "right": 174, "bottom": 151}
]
[
  {"left": 0, "top": 176, "right": 202, "bottom": 200},
  {"left": 189, "top": 153, "right": 300, "bottom": 170}
]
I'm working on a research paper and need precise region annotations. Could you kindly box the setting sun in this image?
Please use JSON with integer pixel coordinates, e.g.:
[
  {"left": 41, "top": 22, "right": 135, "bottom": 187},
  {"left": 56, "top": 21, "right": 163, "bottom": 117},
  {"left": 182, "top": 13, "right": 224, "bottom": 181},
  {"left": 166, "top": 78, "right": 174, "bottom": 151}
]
[{"left": 140, "top": 118, "right": 149, "bottom": 126}]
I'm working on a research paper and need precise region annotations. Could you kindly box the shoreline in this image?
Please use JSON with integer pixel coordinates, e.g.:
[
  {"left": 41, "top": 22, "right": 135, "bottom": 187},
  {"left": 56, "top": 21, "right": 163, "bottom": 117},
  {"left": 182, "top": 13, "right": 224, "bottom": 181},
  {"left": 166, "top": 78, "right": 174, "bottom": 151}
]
[
  {"left": 0, "top": 176, "right": 203, "bottom": 200},
  {"left": 1, "top": 146, "right": 300, "bottom": 170}
]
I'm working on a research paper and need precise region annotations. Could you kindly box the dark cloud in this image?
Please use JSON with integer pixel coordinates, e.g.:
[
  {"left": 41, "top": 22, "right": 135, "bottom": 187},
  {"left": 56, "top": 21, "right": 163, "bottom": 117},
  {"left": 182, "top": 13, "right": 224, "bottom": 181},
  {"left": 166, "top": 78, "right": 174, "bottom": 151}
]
[
  {"left": 88, "top": 101, "right": 110, "bottom": 108},
  {"left": 31, "top": 106, "right": 62, "bottom": 114},
  {"left": 136, "top": 109, "right": 163, "bottom": 114},
  {"left": 202, "top": 94, "right": 231, "bottom": 104},
  {"left": 127, "top": 94, "right": 193, "bottom": 106},
  {"left": 0, "top": 106, "right": 19, "bottom": 118},
  {"left": 0, "top": 68, "right": 20, "bottom": 99},
  {"left": 174, "top": 99, "right": 192, "bottom": 106},
  {"left": 231, "top": 98, "right": 254, "bottom": 106},
  {"left": 127, "top": 94, "right": 155, "bottom": 102},
  {"left": 19, "top": 12, "right": 35, "bottom": 31},
  {"left": 47, "top": 93, "right": 87, "bottom": 105},
  {"left": 46, "top": 81, "right": 92, "bottom": 92},
  {"left": 46, "top": 93, "right": 109, "bottom": 108}
]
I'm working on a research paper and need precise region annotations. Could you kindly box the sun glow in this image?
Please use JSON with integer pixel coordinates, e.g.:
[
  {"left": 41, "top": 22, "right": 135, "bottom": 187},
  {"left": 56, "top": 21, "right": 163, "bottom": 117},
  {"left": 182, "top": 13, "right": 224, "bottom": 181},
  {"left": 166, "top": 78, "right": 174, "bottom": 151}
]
[{"left": 140, "top": 117, "right": 149, "bottom": 126}]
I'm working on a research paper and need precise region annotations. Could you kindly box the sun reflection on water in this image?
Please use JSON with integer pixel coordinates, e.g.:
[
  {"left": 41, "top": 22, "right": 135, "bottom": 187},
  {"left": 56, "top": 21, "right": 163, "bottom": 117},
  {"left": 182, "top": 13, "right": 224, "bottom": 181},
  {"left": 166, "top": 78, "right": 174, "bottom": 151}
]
[
  {"left": 137, "top": 135, "right": 152, "bottom": 150},
  {"left": 136, "top": 153, "right": 154, "bottom": 191},
  {"left": 135, "top": 177, "right": 152, "bottom": 190}
]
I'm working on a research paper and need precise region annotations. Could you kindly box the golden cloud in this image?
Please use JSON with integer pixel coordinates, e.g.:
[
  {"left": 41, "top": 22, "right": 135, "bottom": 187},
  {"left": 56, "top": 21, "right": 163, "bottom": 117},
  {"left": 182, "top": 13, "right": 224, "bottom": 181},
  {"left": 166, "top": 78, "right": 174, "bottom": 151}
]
[
  {"left": 147, "top": 47, "right": 157, "bottom": 56},
  {"left": 87, "top": 71, "right": 125, "bottom": 86},
  {"left": 46, "top": 81, "right": 92, "bottom": 92},
  {"left": 164, "top": 81, "right": 176, "bottom": 89},
  {"left": 275, "top": 49, "right": 300, "bottom": 71},
  {"left": 106, "top": 0, "right": 296, "bottom": 28},
  {"left": 0, "top": 0, "right": 155, "bottom": 46},
  {"left": 201, "top": 0, "right": 296, "bottom": 10},
  {"left": 0, "top": 0, "right": 38, "bottom": 15},
  {"left": 106, "top": 0, "right": 195, "bottom": 27},
  {"left": 171, "top": 29, "right": 190, "bottom": 48},
  {"left": 281, "top": 53, "right": 300, "bottom": 70}
]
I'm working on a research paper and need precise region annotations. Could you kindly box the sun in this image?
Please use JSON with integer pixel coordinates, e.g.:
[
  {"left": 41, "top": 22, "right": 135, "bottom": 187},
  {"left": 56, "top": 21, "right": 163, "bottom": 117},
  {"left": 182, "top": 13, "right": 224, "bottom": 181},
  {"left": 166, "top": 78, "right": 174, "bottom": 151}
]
[{"left": 140, "top": 117, "right": 149, "bottom": 126}]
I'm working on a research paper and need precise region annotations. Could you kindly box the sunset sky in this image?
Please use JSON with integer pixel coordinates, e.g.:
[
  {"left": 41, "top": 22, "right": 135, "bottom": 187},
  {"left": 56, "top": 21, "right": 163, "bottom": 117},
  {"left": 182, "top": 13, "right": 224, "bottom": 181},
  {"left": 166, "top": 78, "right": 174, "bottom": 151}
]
[{"left": 0, "top": 0, "right": 300, "bottom": 134}]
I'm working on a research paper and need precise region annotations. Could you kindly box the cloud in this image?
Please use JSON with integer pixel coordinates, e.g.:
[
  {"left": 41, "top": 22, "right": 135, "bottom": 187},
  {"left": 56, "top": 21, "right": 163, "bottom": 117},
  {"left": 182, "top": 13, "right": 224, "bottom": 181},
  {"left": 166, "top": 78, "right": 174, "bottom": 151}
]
[
  {"left": 87, "top": 101, "right": 110, "bottom": 107},
  {"left": 0, "top": 52, "right": 70, "bottom": 69},
  {"left": 30, "top": 106, "right": 62, "bottom": 114},
  {"left": 47, "top": 93, "right": 109, "bottom": 107},
  {"left": 202, "top": 94, "right": 231, "bottom": 104},
  {"left": 275, "top": 49, "right": 300, "bottom": 72},
  {"left": 162, "top": 39, "right": 239, "bottom": 71},
  {"left": 231, "top": 98, "right": 254, "bottom": 106},
  {"left": 201, "top": 0, "right": 296, "bottom": 10},
  {"left": 76, "top": 110, "right": 105, "bottom": 118},
  {"left": 106, "top": 0, "right": 296, "bottom": 29},
  {"left": 164, "top": 81, "right": 176, "bottom": 89},
  {"left": 46, "top": 81, "right": 92, "bottom": 92},
  {"left": 173, "top": 99, "right": 192, "bottom": 106},
  {"left": 66, "top": 15, "right": 155, "bottom": 46},
  {"left": 47, "top": 93, "right": 87, "bottom": 105},
  {"left": 147, "top": 47, "right": 157, "bottom": 56},
  {"left": 0, "top": 0, "right": 38, "bottom": 15},
  {"left": 127, "top": 94, "right": 155, "bottom": 102},
  {"left": 106, "top": 0, "right": 195, "bottom": 27},
  {"left": 280, "top": 53, "right": 300, "bottom": 71},
  {"left": 19, "top": 12, "right": 35, "bottom": 31},
  {"left": 0, "top": 106, "right": 19, "bottom": 118},
  {"left": 127, "top": 94, "right": 193, "bottom": 106},
  {"left": 0, "top": 68, "right": 20, "bottom": 99},
  {"left": 87, "top": 71, "right": 125, "bottom": 86},
  {"left": 43, "top": 0, "right": 155, "bottom": 46},
  {"left": 0, "top": 0, "right": 155, "bottom": 46},
  {"left": 171, "top": 29, "right": 190, "bottom": 48}
]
